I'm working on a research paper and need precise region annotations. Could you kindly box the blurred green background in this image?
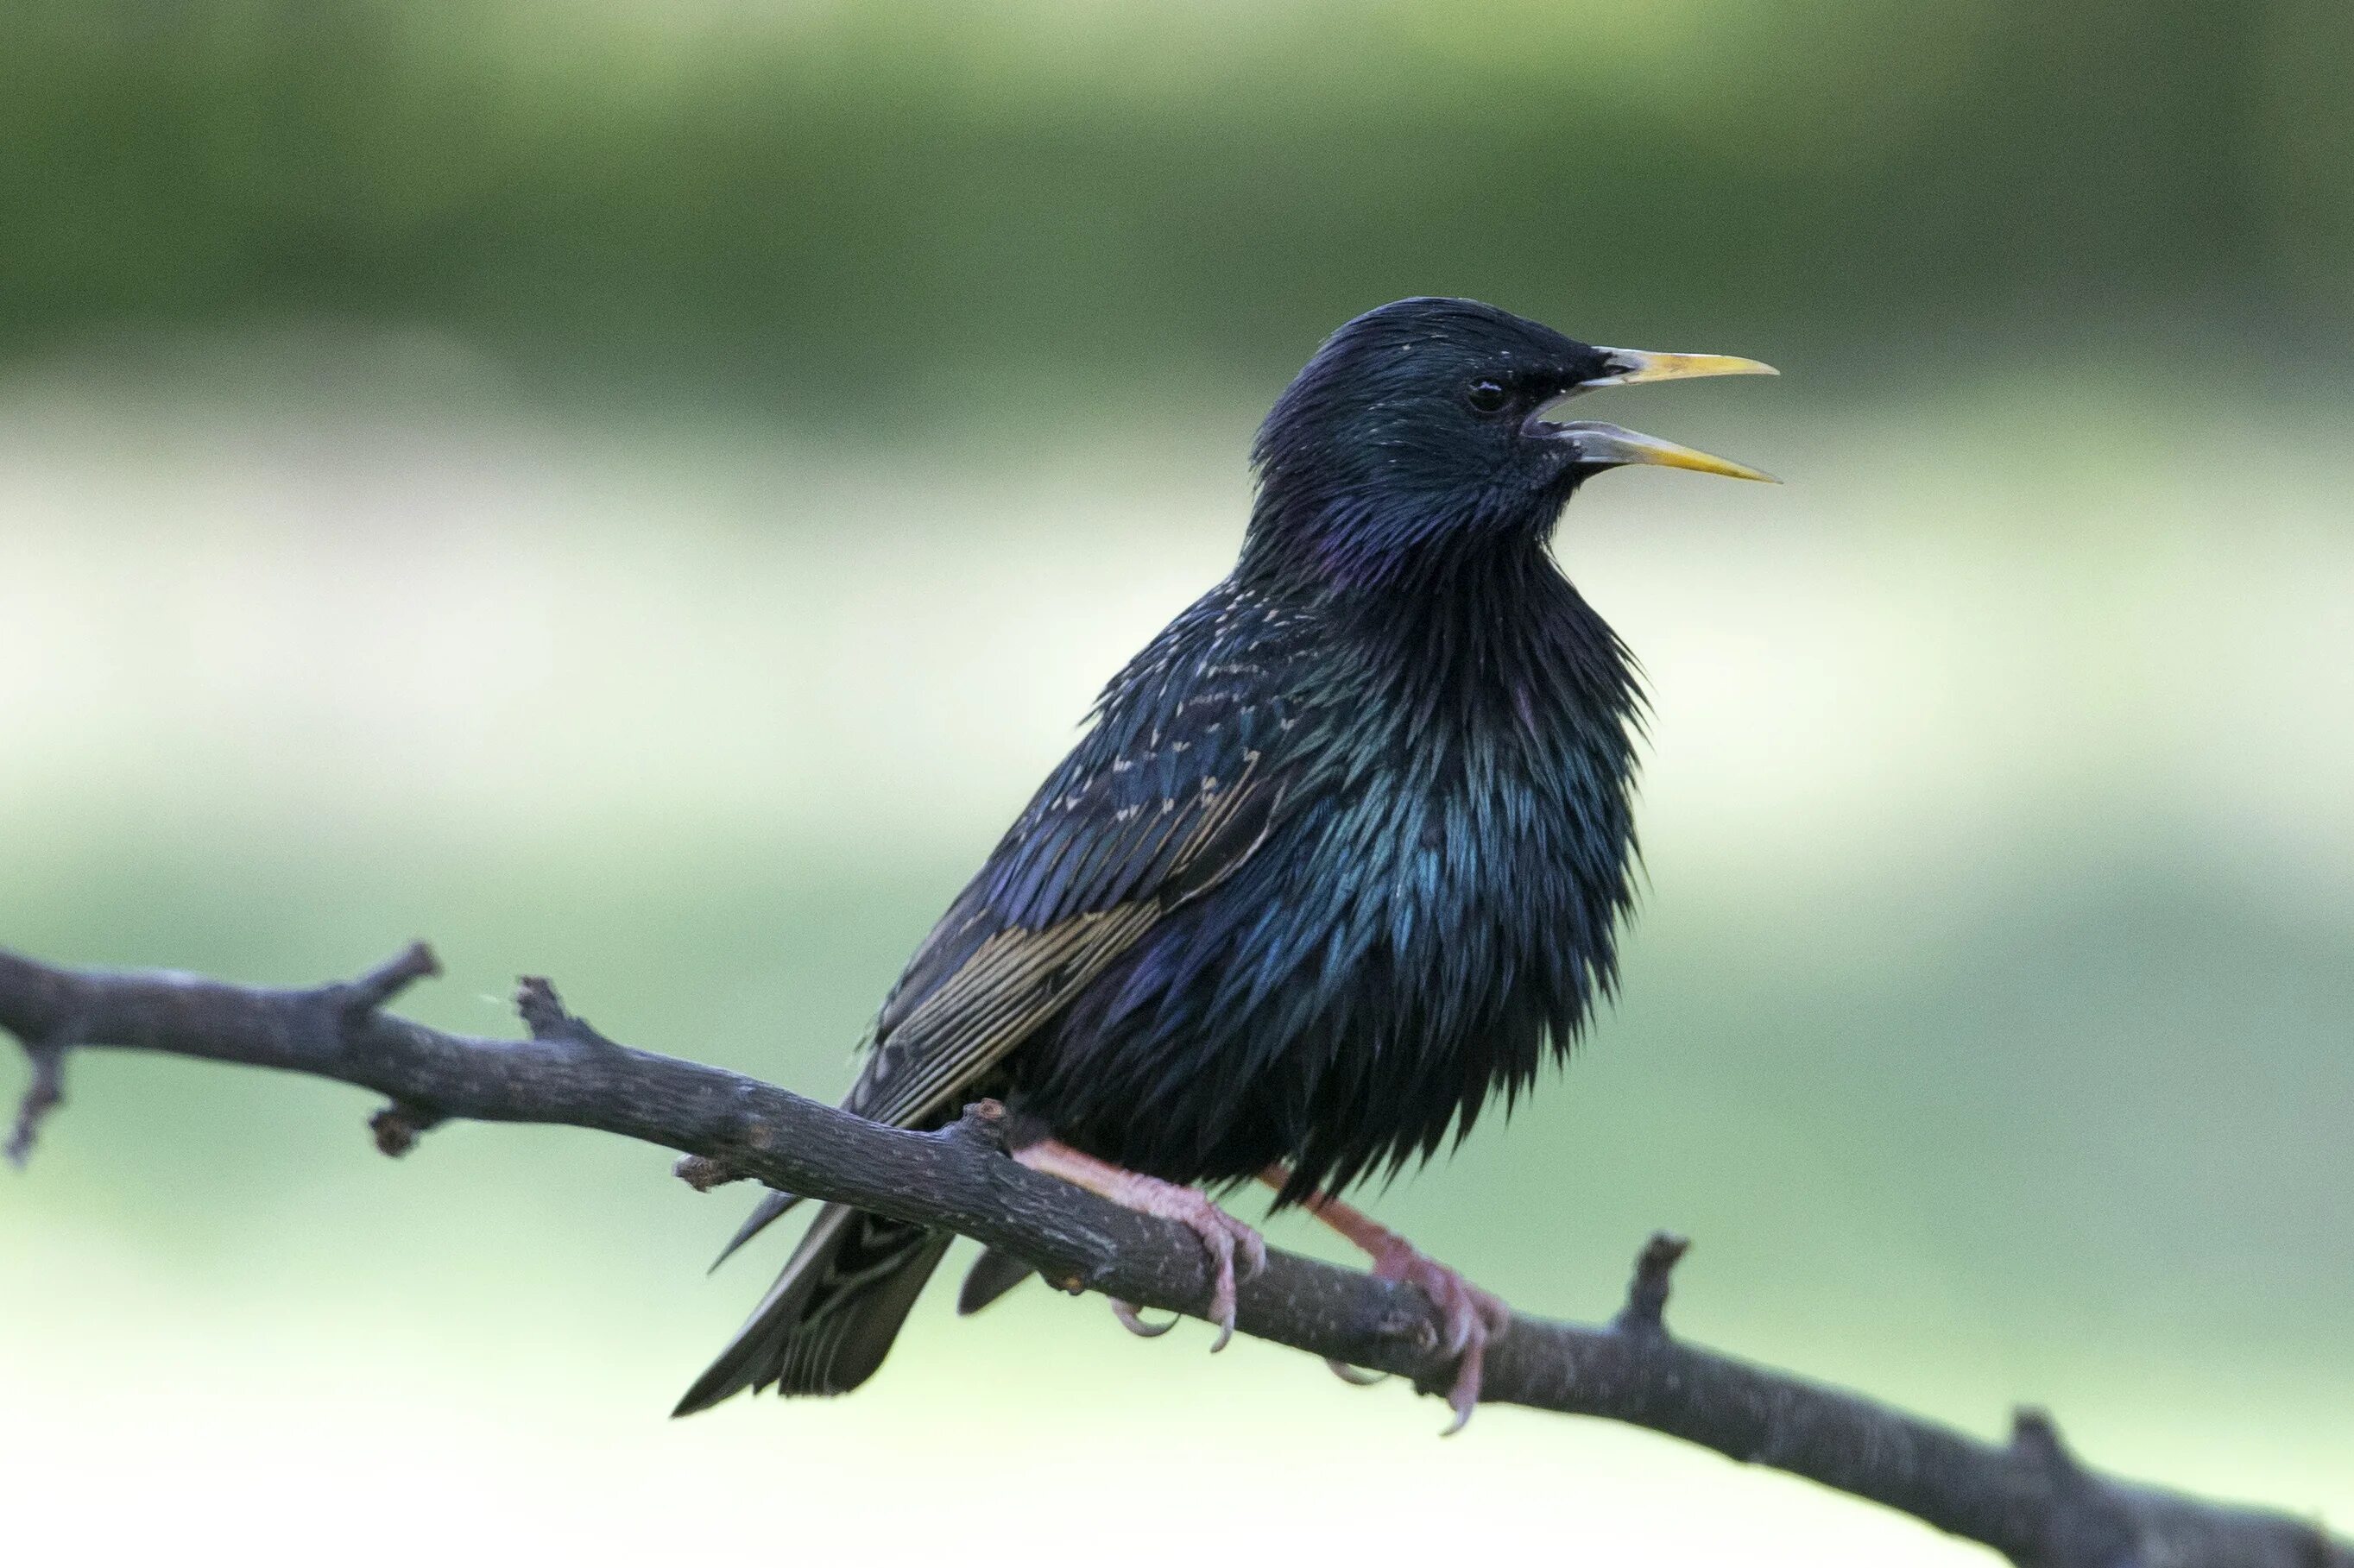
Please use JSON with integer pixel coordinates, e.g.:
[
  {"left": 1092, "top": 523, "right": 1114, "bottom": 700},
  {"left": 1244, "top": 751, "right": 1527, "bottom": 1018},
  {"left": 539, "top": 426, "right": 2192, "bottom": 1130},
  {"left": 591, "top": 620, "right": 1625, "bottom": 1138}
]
[{"left": 3, "top": 3, "right": 2349, "bottom": 1563}]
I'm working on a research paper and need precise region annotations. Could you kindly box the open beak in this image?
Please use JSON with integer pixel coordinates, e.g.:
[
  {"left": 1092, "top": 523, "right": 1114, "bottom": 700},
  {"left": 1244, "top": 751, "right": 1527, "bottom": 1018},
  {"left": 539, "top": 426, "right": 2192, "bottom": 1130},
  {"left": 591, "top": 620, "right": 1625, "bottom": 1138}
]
[{"left": 1530, "top": 347, "right": 1779, "bottom": 483}]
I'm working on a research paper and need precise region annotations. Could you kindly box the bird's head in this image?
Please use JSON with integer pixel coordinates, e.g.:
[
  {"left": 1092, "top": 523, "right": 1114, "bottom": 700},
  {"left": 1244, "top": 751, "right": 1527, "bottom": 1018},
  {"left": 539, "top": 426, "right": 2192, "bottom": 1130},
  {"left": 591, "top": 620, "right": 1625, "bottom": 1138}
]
[{"left": 1246, "top": 297, "right": 1775, "bottom": 584}]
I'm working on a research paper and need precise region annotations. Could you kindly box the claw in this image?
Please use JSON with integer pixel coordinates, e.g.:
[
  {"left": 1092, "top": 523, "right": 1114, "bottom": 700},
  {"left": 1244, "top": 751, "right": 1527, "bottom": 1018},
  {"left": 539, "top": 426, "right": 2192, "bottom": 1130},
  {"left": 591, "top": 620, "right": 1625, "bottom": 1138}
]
[
  {"left": 1197, "top": 1215, "right": 1242, "bottom": 1351},
  {"left": 1326, "top": 1358, "right": 1389, "bottom": 1386},
  {"left": 1110, "top": 1299, "right": 1179, "bottom": 1338},
  {"left": 1389, "top": 1263, "right": 1510, "bottom": 1435}
]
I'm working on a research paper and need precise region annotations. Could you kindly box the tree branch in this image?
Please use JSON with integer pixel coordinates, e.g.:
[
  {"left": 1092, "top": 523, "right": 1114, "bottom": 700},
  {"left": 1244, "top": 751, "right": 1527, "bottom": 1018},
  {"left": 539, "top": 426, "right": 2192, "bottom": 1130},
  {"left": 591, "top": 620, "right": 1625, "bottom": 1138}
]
[{"left": 2, "top": 941, "right": 2341, "bottom": 1568}]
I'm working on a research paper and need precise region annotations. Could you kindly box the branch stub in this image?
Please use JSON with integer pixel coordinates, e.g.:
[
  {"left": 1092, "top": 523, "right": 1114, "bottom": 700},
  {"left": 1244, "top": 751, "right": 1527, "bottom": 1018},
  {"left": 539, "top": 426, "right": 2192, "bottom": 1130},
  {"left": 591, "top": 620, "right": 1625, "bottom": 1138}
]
[{"left": 1614, "top": 1231, "right": 1692, "bottom": 1337}]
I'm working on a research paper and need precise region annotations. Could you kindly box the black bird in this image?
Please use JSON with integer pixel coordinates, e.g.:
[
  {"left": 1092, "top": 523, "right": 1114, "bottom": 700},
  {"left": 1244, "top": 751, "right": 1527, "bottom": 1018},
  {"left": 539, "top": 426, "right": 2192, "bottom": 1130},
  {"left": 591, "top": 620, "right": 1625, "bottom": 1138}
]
[{"left": 676, "top": 297, "right": 1774, "bottom": 1428}]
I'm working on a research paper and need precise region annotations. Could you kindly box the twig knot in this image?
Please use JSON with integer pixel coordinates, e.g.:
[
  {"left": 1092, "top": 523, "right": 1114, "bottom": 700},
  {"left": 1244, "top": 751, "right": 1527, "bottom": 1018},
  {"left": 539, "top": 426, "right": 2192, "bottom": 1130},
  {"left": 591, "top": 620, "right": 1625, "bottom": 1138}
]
[
  {"left": 369, "top": 1101, "right": 444, "bottom": 1157},
  {"left": 515, "top": 977, "right": 624, "bottom": 1055},
  {"left": 1614, "top": 1231, "right": 1691, "bottom": 1338},
  {"left": 7, "top": 1036, "right": 71, "bottom": 1168}
]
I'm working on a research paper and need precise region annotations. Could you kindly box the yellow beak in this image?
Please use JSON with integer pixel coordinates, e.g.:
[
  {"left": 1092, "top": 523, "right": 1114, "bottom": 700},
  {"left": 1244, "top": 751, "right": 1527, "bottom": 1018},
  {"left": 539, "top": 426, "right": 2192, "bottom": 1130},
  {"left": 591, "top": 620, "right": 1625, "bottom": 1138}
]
[
  {"left": 1583, "top": 348, "right": 1779, "bottom": 389},
  {"left": 1541, "top": 346, "right": 1779, "bottom": 482},
  {"left": 1554, "top": 421, "right": 1780, "bottom": 484}
]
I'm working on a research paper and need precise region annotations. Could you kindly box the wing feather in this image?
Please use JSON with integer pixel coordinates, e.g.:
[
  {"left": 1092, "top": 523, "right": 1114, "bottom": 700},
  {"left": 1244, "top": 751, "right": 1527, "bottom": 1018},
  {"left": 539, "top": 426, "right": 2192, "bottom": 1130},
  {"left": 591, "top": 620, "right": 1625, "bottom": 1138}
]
[{"left": 845, "top": 586, "right": 1305, "bottom": 1135}]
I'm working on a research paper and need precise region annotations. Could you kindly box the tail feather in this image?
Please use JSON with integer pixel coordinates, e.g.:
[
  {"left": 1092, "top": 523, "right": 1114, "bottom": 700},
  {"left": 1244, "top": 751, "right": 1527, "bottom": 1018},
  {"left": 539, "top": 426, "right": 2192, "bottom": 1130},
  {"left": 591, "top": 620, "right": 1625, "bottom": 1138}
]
[
  {"left": 706, "top": 1187, "right": 803, "bottom": 1274},
  {"left": 672, "top": 1203, "right": 950, "bottom": 1416},
  {"left": 956, "top": 1245, "right": 1036, "bottom": 1315}
]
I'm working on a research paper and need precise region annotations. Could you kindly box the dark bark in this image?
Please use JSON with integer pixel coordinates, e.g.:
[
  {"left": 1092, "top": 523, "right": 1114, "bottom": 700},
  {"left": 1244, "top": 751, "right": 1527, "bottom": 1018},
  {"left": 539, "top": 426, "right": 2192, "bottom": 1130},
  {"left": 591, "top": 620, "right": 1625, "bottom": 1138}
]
[{"left": 2, "top": 941, "right": 2342, "bottom": 1568}]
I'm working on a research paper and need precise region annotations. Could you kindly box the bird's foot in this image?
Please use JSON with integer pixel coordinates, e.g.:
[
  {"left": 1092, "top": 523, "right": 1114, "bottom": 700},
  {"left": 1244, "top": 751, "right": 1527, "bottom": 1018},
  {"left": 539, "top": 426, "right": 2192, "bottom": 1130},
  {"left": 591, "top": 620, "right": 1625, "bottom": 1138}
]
[
  {"left": 1013, "top": 1138, "right": 1267, "bottom": 1351},
  {"left": 1360, "top": 1236, "right": 1512, "bottom": 1434},
  {"left": 1260, "top": 1166, "right": 1509, "bottom": 1433}
]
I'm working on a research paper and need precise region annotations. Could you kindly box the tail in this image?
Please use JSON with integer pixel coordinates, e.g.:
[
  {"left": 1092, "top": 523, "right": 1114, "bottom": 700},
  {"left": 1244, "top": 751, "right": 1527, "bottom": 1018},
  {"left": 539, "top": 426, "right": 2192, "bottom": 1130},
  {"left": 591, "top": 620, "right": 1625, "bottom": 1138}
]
[{"left": 672, "top": 1203, "right": 951, "bottom": 1416}]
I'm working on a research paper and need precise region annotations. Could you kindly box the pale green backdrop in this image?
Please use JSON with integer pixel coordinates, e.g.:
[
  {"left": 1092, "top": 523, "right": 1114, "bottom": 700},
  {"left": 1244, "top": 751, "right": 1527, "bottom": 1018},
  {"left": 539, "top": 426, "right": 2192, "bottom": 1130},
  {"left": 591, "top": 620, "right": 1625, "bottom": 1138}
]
[{"left": 3, "top": 3, "right": 2349, "bottom": 1563}]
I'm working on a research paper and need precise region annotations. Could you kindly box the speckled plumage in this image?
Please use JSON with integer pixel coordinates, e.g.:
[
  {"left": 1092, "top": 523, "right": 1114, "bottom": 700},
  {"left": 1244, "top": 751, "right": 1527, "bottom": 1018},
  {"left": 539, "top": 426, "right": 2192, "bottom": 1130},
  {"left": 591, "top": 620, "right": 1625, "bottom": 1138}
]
[{"left": 677, "top": 299, "right": 1749, "bottom": 1414}]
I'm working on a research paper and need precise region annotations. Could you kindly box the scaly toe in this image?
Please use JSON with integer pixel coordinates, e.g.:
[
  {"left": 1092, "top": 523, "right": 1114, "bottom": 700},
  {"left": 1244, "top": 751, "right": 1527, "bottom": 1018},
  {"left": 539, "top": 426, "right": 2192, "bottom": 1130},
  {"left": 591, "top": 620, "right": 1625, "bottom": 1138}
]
[
  {"left": 1202, "top": 1236, "right": 1240, "bottom": 1351},
  {"left": 1439, "top": 1292, "right": 1479, "bottom": 1359},
  {"left": 1440, "top": 1332, "right": 1490, "bottom": 1436},
  {"left": 1234, "top": 1222, "right": 1270, "bottom": 1281},
  {"left": 1158, "top": 1192, "right": 1261, "bottom": 1351}
]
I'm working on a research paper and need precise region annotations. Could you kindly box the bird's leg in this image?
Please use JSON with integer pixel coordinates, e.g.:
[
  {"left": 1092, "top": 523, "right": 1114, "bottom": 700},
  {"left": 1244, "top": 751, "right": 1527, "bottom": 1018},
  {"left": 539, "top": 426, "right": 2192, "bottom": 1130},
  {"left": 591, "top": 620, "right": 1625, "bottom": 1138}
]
[
  {"left": 1011, "top": 1138, "right": 1267, "bottom": 1351},
  {"left": 1260, "top": 1166, "right": 1511, "bottom": 1434}
]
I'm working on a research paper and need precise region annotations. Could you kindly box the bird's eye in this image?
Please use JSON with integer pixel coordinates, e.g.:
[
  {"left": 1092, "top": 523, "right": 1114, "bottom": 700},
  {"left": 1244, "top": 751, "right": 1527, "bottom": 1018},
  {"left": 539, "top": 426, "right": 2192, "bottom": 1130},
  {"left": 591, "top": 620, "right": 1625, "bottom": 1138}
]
[{"left": 1465, "top": 378, "right": 1511, "bottom": 415}]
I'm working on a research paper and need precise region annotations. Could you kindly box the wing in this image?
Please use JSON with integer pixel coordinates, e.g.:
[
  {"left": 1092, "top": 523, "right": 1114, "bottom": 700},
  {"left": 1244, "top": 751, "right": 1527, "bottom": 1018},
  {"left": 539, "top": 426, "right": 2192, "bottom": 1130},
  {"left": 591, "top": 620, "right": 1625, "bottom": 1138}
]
[{"left": 847, "top": 586, "right": 1306, "bottom": 1133}]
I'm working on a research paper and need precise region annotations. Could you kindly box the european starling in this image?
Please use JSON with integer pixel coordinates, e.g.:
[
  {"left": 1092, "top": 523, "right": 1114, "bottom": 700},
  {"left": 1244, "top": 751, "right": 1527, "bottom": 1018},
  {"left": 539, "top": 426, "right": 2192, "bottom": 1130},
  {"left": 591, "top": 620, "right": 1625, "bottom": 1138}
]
[{"left": 675, "top": 297, "right": 1774, "bottom": 1428}]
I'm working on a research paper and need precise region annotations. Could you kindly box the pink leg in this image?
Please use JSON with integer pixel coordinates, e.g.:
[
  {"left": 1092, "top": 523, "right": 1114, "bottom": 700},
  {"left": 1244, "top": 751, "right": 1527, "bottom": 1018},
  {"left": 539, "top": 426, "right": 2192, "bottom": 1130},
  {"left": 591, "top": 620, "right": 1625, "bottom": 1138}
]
[
  {"left": 1262, "top": 1166, "right": 1511, "bottom": 1434},
  {"left": 1013, "top": 1139, "right": 1267, "bottom": 1351}
]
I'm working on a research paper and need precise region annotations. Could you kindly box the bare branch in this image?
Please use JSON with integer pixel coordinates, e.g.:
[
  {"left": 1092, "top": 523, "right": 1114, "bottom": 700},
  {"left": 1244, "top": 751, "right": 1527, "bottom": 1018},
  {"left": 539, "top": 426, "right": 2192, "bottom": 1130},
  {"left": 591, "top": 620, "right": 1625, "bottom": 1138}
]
[{"left": 1, "top": 941, "right": 2343, "bottom": 1568}]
